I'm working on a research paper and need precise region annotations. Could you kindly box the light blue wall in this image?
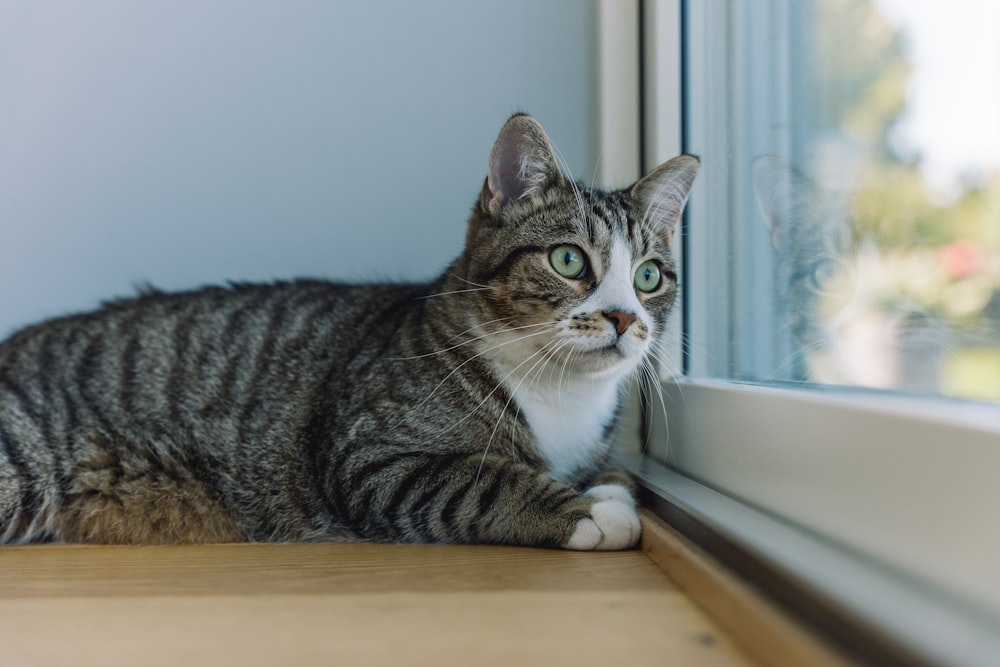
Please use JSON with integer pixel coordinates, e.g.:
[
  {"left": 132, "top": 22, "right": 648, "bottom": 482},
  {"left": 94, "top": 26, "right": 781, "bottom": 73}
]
[{"left": 0, "top": 1, "right": 599, "bottom": 336}]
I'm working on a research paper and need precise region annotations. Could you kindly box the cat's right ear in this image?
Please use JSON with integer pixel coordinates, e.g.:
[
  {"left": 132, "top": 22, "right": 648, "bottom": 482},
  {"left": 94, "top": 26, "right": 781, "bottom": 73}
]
[{"left": 481, "top": 114, "right": 565, "bottom": 216}]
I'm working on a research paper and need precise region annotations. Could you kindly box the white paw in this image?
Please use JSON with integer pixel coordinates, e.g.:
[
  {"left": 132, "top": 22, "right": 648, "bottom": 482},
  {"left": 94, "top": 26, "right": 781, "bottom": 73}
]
[
  {"left": 563, "top": 498, "right": 641, "bottom": 551},
  {"left": 584, "top": 484, "right": 635, "bottom": 507}
]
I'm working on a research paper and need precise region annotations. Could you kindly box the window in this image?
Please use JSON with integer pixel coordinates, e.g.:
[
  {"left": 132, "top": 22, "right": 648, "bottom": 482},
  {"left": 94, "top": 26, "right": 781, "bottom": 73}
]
[{"left": 631, "top": 1, "right": 1000, "bottom": 662}]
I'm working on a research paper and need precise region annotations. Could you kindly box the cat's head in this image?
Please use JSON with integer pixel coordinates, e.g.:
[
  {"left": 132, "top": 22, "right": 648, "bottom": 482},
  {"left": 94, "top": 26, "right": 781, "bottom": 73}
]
[
  {"left": 751, "top": 156, "right": 849, "bottom": 360},
  {"left": 455, "top": 114, "right": 698, "bottom": 385},
  {"left": 752, "top": 156, "right": 960, "bottom": 391}
]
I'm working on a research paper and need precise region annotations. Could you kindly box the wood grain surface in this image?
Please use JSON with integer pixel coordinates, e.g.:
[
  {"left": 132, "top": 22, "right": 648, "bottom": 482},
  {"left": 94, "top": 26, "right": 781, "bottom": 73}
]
[{"left": 0, "top": 537, "right": 752, "bottom": 666}]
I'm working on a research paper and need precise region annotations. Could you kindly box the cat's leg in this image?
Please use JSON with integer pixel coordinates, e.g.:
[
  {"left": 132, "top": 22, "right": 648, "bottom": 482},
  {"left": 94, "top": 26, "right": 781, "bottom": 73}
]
[
  {"left": 331, "top": 452, "right": 640, "bottom": 550},
  {"left": 52, "top": 435, "right": 246, "bottom": 544},
  {"left": 0, "top": 442, "right": 42, "bottom": 544},
  {"left": 0, "top": 397, "right": 64, "bottom": 544}
]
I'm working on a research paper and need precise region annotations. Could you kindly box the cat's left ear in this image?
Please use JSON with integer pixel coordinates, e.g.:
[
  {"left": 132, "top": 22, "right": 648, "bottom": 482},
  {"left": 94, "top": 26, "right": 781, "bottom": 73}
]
[
  {"left": 481, "top": 114, "right": 565, "bottom": 216},
  {"left": 630, "top": 155, "right": 700, "bottom": 237}
]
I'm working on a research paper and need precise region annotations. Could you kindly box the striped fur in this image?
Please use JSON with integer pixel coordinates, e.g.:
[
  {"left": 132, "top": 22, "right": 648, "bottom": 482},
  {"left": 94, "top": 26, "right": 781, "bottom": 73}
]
[{"left": 0, "top": 114, "right": 697, "bottom": 548}]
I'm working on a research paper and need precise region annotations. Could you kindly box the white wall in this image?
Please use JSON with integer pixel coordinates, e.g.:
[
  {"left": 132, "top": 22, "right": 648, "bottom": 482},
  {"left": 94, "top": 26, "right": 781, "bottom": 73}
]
[{"left": 0, "top": 1, "right": 599, "bottom": 336}]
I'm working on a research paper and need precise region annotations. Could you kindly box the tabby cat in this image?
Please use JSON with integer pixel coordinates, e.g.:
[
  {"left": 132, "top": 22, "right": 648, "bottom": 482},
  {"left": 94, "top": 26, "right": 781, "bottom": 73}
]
[{"left": 0, "top": 114, "right": 698, "bottom": 549}]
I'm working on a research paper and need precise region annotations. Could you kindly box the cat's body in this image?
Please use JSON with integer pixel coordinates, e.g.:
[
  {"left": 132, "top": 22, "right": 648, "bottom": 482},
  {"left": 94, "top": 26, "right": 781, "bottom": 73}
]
[{"left": 0, "top": 114, "right": 698, "bottom": 548}]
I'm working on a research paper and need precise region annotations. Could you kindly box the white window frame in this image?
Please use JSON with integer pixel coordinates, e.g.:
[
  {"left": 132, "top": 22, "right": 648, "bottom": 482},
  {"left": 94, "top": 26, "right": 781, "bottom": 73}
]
[{"left": 610, "top": 2, "right": 1000, "bottom": 663}]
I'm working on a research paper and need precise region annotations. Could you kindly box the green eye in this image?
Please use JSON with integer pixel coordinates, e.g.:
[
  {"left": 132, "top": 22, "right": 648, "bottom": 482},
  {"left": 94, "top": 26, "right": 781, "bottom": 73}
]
[
  {"left": 634, "top": 260, "right": 662, "bottom": 292},
  {"left": 549, "top": 245, "right": 587, "bottom": 279}
]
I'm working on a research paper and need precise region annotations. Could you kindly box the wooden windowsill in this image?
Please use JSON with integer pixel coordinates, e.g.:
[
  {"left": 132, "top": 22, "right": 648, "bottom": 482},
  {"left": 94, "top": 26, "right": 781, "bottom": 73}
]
[{"left": 0, "top": 511, "right": 845, "bottom": 666}]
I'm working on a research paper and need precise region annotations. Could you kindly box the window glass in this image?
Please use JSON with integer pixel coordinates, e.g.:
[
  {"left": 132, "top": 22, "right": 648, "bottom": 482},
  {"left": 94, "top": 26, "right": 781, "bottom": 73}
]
[
  {"left": 657, "top": 3, "right": 1000, "bottom": 646},
  {"left": 687, "top": 0, "right": 1000, "bottom": 402}
]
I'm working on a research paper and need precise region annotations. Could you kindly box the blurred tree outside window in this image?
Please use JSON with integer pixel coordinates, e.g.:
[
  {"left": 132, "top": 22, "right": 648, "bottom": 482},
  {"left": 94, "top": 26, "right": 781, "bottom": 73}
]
[{"left": 761, "top": 0, "right": 999, "bottom": 401}]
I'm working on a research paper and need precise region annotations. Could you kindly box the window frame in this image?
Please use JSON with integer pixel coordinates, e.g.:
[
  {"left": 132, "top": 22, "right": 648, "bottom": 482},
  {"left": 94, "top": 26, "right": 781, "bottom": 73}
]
[{"left": 621, "top": 1, "right": 1000, "bottom": 663}]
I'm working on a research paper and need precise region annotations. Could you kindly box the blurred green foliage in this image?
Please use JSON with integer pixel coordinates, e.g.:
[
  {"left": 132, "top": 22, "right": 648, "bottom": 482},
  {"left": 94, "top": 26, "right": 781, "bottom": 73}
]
[{"left": 810, "top": 0, "right": 999, "bottom": 399}]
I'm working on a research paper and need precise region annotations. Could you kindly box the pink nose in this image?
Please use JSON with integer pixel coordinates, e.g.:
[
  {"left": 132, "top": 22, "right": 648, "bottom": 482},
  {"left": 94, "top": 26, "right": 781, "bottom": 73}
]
[{"left": 602, "top": 310, "right": 638, "bottom": 336}]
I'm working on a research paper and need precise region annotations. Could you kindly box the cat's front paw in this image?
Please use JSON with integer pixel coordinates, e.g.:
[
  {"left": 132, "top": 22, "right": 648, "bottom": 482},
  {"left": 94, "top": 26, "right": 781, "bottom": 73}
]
[{"left": 563, "top": 497, "right": 641, "bottom": 551}]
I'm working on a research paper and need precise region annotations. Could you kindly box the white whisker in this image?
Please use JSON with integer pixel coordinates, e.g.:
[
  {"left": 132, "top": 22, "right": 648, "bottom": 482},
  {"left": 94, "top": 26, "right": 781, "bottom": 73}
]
[
  {"left": 455, "top": 276, "right": 493, "bottom": 289},
  {"left": 415, "top": 325, "right": 558, "bottom": 408},
  {"left": 550, "top": 139, "right": 591, "bottom": 239},
  {"left": 419, "top": 286, "right": 493, "bottom": 299},
  {"left": 642, "top": 360, "right": 673, "bottom": 466},
  {"left": 389, "top": 320, "right": 551, "bottom": 361}
]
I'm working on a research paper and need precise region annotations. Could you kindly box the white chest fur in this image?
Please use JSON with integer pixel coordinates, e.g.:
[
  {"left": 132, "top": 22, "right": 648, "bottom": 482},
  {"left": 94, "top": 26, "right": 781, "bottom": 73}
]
[{"left": 510, "top": 378, "right": 622, "bottom": 483}]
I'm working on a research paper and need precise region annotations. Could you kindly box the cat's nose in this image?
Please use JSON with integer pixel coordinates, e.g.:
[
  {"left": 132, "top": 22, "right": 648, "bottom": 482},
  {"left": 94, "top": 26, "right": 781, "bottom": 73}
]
[{"left": 602, "top": 309, "right": 638, "bottom": 336}]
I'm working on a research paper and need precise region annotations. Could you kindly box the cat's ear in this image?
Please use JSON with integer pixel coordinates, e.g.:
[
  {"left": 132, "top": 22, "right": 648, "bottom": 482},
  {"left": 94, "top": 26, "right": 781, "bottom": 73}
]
[
  {"left": 481, "top": 114, "right": 565, "bottom": 216},
  {"left": 752, "top": 156, "right": 828, "bottom": 252},
  {"left": 630, "top": 155, "right": 699, "bottom": 237}
]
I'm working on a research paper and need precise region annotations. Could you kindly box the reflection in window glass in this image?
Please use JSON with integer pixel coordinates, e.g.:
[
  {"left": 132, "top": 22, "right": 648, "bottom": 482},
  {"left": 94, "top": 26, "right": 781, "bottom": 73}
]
[{"left": 740, "top": 0, "right": 999, "bottom": 401}]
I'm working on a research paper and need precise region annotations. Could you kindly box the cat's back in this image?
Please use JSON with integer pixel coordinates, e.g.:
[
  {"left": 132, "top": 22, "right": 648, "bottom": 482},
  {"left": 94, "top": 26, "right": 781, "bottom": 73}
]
[
  {"left": 1, "top": 279, "right": 419, "bottom": 369},
  {"left": 0, "top": 279, "right": 427, "bottom": 447}
]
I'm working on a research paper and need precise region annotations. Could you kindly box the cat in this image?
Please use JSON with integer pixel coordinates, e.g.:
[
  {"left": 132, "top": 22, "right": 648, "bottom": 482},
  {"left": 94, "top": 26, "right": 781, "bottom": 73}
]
[
  {"left": 752, "top": 156, "right": 956, "bottom": 392},
  {"left": 0, "top": 113, "right": 699, "bottom": 548}
]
